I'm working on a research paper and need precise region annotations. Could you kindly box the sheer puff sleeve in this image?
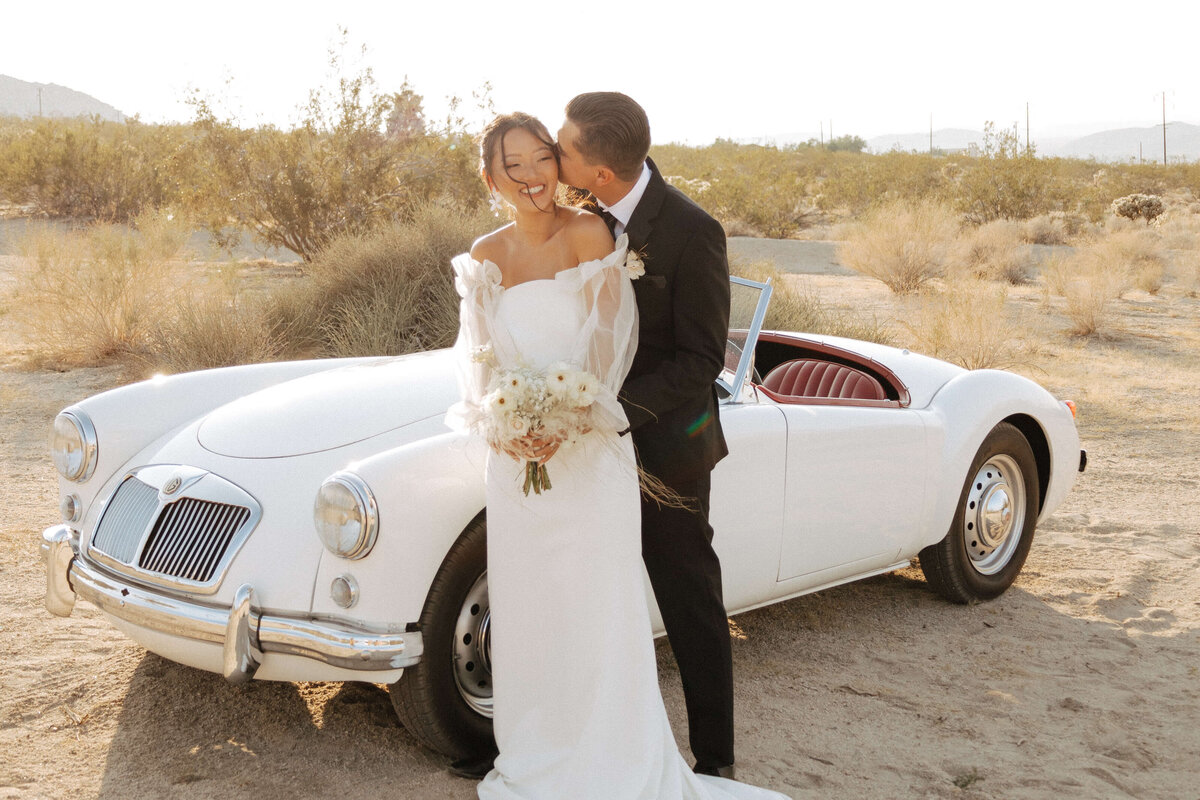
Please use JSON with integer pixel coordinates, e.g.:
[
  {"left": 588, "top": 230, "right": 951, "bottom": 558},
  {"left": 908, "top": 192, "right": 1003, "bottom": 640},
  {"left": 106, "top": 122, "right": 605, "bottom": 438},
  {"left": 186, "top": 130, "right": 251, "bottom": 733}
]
[
  {"left": 560, "top": 234, "right": 639, "bottom": 434},
  {"left": 444, "top": 252, "right": 502, "bottom": 434}
]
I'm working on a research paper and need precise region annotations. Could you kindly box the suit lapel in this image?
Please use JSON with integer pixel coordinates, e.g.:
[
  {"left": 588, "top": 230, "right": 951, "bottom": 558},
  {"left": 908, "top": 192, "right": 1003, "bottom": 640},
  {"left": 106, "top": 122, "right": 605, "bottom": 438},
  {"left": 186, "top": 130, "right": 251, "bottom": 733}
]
[{"left": 624, "top": 158, "right": 666, "bottom": 252}]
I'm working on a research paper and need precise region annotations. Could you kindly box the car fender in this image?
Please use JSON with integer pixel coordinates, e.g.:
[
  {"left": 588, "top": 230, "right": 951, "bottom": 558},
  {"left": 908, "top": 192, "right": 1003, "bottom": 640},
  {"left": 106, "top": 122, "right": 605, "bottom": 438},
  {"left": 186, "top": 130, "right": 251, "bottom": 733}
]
[
  {"left": 310, "top": 430, "right": 488, "bottom": 626},
  {"left": 59, "top": 358, "right": 382, "bottom": 507},
  {"left": 921, "top": 369, "right": 1078, "bottom": 548}
]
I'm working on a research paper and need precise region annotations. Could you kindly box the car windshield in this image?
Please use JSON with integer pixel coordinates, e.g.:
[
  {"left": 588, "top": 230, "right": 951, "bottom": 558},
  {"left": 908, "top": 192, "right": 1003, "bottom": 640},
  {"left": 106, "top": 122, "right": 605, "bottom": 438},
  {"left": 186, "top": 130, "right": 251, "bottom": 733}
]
[{"left": 718, "top": 276, "right": 772, "bottom": 401}]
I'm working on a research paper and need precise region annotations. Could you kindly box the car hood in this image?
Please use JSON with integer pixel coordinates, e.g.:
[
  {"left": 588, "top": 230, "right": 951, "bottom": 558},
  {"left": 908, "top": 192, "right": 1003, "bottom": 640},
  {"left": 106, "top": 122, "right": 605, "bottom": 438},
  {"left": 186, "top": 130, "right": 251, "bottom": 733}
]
[{"left": 197, "top": 350, "right": 459, "bottom": 458}]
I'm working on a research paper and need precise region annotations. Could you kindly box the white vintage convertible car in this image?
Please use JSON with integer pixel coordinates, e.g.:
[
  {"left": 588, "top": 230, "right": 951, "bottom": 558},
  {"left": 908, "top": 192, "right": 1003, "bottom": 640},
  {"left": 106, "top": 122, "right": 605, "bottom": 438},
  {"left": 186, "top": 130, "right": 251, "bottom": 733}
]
[{"left": 41, "top": 277, "right": 1084, "bottom": 757}]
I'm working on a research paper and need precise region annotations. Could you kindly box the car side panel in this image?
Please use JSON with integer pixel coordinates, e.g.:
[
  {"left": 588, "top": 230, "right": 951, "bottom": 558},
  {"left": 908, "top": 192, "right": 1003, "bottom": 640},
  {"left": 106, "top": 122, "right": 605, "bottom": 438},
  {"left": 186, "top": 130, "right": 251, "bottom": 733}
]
[{"left": 777, "top": 404, "right": 928, "bottom": 582}]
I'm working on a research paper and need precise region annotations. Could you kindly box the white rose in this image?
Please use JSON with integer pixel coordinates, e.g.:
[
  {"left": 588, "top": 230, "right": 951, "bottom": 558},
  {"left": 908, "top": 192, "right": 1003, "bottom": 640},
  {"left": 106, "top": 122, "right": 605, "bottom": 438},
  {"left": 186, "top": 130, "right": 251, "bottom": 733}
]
[{"left": 625, "top": 250, "right": 646, "bottom": 281}]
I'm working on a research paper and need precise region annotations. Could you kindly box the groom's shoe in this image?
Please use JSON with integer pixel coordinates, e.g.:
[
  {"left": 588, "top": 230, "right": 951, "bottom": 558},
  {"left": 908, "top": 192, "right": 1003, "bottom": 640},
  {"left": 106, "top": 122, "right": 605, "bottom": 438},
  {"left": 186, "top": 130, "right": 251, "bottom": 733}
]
[
  {"left": 447, "top": 752, "right": 497, "bottom": 779},
  {"left": 694, "top": 762, "right": 737, "bottom": 780}
]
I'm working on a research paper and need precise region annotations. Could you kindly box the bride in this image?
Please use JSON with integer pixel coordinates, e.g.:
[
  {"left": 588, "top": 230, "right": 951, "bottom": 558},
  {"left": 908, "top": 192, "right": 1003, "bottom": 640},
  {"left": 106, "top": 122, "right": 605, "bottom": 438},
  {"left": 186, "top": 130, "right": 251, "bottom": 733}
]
[{"left": 446, "top": 112, "right": 790, "bottom": 800}]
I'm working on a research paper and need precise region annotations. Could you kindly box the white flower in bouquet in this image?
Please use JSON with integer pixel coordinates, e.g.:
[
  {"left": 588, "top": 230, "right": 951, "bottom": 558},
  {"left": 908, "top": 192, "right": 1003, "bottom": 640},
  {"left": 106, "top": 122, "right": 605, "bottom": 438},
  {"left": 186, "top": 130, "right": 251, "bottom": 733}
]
[
  {"left": 625, "top": 248, "right": 646, "bottom": 280},
  {"left": 480, "top": 363, "right": 600, "bottom": 496}
]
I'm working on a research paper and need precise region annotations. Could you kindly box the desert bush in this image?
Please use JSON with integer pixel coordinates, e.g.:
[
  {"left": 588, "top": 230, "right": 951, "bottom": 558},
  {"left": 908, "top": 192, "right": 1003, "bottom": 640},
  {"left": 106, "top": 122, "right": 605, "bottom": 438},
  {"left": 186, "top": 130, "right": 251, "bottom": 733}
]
[
  {"left": 1022, "top": 211, "right": 1087, "bottom": 245},
  {"left": 138, "top": 292, "right": 285, "bottom": 373},
  {"left": 268, "top": 204, "right": 493, "bottom": 357},
  {"left": 954, "top": 123, "right": 1064, "bottom": 222},
  {"left": 184, "top": 48, "right": 482, "bottom": 261},
  {"left": 1043, "top": 230, "right": 1165, "bottom": 335},
  {"left": 11, "top": 210, "right": 190, "bottom": 365},
  {"left": 0, "top": 117, "right": 184, "bottom": 221},
  {"left": 729, "top": 258, "right": 892, "bottom": 344},
  {"left": 954, "top": 219, "right": 1034, "bottom": 284},
  {"left": 837, "top": 200, "right": 960, "bottom": 293},
  {"left": 900, "top": 279, "right": 1031, "bottom": 369},
  {"left": 1095, "top": 229, "right": 1167, "bottom": 294},
  {"left": 1111, "top": 193, "right": 1165, "bottom": 225}
]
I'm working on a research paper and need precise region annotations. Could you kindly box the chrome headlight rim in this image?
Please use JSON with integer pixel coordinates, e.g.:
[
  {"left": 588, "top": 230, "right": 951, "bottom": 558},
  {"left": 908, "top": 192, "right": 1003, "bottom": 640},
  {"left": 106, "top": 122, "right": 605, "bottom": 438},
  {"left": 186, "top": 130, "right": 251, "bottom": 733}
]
[
  {"left": 52, "top": 410, "right": 98, "bottom": 483},
  {"left": 314, "top": 471, "right": 379, "bottom": 560}
]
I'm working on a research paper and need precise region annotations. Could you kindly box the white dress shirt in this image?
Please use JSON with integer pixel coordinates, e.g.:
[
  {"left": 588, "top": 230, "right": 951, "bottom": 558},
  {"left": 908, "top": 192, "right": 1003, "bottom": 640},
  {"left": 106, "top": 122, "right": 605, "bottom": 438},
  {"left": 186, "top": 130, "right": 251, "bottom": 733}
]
[{"left": 597, "top": 162, "right": 651, "bottom": 237}]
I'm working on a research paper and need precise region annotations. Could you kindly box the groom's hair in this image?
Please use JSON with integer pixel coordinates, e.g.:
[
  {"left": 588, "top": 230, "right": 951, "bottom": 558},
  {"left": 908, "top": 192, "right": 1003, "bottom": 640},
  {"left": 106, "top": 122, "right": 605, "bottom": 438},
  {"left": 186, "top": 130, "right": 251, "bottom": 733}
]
[{"left": 564, "top": 92, "right": 650, "bottom": 182}]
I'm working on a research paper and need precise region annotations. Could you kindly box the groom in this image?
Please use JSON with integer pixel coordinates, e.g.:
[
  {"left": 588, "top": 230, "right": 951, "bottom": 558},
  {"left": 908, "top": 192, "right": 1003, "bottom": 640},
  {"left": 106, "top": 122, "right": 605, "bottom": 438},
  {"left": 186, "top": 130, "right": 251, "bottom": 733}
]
[{"left": 557, "top": 92, "right": 736, "bottom": 778}]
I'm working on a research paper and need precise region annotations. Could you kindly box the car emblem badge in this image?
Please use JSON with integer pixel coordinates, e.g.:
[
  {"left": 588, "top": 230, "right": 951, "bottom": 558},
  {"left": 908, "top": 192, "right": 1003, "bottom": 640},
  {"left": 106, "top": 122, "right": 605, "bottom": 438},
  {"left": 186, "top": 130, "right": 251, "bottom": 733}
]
[{"left": 163, "top": 476, "right": 182, "bottom": 495}]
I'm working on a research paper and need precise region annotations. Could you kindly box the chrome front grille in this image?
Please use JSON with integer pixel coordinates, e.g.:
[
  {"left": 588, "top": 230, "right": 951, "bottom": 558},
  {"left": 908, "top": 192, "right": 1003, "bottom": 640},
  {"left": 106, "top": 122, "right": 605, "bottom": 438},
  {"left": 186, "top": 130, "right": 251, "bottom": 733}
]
[
  {"left": 139, "top": 498, "right": 251, "bottom": 583},
  {"left": 86, "top": 465, "right": 260, "bottom": 594},
  {"left": 92, "top": 476, "right": 159, "bottom": 562}
]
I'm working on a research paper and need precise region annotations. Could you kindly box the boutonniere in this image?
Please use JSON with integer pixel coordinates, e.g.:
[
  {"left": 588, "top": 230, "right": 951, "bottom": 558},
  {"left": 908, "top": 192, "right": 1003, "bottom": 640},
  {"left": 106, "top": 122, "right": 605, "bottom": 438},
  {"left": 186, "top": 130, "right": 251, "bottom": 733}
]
[{"left": 625, "top": 247, "right": 647, "bottom": 281}]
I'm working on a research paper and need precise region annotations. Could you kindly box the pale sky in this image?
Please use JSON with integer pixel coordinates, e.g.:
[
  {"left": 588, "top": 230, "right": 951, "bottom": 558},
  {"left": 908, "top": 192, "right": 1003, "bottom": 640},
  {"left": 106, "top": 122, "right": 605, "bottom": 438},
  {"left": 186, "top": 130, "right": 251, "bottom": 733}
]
[{"left": 4, "top": 0, "right": 1198, "bottom": 144}]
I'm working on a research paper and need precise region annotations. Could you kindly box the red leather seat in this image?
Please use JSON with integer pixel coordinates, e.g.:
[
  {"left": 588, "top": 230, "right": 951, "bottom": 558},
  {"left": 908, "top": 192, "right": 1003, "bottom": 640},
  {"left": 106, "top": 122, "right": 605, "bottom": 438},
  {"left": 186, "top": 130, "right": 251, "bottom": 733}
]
[{"left": 762, "top": 359, "right": 886, "bottom": 401}]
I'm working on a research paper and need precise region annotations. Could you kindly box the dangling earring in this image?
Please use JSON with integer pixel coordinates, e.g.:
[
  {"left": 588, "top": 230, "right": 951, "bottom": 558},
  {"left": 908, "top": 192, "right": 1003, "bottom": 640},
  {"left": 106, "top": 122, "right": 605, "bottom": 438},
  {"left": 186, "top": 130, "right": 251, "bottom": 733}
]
[{"left": 488, "top": 189, "right": 505, "bottom": 217}]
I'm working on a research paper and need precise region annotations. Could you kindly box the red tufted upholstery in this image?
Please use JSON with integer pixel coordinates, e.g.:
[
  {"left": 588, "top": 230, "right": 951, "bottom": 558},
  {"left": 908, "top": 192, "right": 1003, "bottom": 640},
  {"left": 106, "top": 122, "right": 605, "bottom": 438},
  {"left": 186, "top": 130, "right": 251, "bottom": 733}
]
[{"left": 762, "top": 359, "right": 886, "bottom": 401}]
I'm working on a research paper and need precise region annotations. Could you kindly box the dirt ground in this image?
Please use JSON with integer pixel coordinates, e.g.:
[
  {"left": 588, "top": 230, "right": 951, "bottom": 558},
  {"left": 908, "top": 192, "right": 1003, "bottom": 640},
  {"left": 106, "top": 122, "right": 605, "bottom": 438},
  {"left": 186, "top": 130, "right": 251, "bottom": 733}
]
[{"left": 2, "top": 245, "right": 1198, "bottom": 800}]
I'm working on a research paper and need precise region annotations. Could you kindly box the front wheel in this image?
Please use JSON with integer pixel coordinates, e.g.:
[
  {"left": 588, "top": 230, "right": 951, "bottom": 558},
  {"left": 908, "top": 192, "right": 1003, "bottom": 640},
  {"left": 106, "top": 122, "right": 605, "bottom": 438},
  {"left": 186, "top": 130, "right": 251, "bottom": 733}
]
[
  {"left": 389, "top": 513, "right": 494, "bottom": 757},
  {"left": 919, "top": 422, "right": 1040, "bottom": 603}
]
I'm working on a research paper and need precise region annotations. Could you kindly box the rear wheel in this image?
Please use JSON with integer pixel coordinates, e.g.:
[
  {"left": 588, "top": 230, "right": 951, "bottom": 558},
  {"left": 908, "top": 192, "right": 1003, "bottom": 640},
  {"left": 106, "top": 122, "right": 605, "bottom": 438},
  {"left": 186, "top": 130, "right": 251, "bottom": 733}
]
[
  {"left": 920, "top": 422, "right": 1040, "bottom": 603},
  {"left": 389, "top": 513, "right": 494, "bottom": 757}
]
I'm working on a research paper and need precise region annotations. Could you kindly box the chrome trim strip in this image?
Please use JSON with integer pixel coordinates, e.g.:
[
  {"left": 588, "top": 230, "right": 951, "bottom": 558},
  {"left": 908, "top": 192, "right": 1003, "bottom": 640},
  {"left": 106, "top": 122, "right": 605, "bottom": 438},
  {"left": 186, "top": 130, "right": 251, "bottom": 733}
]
[{"left": 48, "top": 531, "right": 423, "bottom": 678}]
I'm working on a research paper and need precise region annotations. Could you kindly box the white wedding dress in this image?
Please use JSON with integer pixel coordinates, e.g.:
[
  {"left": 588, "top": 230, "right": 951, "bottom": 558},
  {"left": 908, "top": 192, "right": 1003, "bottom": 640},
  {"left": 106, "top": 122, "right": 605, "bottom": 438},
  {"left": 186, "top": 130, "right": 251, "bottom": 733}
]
[{"left": 447, "top": 236, "right": 790, "bottom": 800}]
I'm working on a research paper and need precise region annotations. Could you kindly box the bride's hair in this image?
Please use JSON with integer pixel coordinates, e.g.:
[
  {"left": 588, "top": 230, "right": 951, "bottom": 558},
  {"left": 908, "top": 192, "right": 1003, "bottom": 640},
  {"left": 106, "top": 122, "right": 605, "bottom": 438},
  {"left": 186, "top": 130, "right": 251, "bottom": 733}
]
[{"left": 479, "top": 113, "right": 559, "bottom": 212}]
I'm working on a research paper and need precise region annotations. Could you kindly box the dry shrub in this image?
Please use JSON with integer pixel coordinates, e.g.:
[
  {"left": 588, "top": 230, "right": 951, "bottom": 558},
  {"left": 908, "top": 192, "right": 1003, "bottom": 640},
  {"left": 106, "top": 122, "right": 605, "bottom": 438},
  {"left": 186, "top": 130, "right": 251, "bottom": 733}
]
[
  {"left": 954, "top": 219, "right": 1034, "bottom": 284},
  {"left": 901, "top": 280, "right": 1032, "bottom": 369},
  {"left": 1022, "top": 211, "right": 1086, "bottom": 245},
  {"left": 1061, "top": 266, "right": 1127, "bottom": 336},
  {"left": 1042, "top": 231, "right": 1164, "bottom": 336},
  {"left": 269, "top": 204, "right": 493, "bottom": 357},
  {"left": 837, "top": 200, "right": 959, "bottom": 294},
  {"left": 138, "top": 289, "right": 286, "bottom": 373},
  {"left": 1170, "top": 249, "right": 1200, "bottom": 296},
  {"left": 1096, "top": 229, "right": 1167, "bottom": 295},
  {"left": 730, "top": 259, "right": 892, "bottom": 345},
  {"left": 11, "top": 211, "right": 189, "bottom": 366}
]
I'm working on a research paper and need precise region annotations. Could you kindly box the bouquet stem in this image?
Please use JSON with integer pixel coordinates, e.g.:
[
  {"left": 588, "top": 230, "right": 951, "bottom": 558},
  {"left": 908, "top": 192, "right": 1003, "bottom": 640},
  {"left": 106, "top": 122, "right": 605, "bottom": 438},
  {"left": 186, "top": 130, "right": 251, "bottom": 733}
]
[{"left": 523, "top": 460, "right": 552, "bottom": 495}]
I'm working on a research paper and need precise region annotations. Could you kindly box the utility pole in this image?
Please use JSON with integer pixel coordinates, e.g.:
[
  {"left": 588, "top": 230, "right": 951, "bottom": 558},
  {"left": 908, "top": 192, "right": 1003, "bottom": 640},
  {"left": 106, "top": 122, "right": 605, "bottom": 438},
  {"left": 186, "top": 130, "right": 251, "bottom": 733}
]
[
  {"left": 37, "top": 87, "right": 43, "bottom": 117},
  {"left": 930, "top": 113, "right": 933, "bottom": 154},
  {"left": 1162, "top": 91, "right": 1168, "bottom": 165},
  {"left": 1026, "top": 102, "right": 1030, "bottom": 153},
  {"left": 819, "top": 121, "right": 823, "bottom": 146}
]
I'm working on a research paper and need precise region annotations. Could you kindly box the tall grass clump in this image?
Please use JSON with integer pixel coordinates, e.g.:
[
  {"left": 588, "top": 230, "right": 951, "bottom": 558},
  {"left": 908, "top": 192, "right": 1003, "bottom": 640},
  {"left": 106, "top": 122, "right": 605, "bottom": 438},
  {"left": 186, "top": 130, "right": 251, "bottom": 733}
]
[
  {"left": 12, "top": 211, "right": 190, "bottom": 366},
  {"left": 1042, "top": 229, "right": 1165, "bottom": 336},
  {"left": 837, "top": 200, "right": 960, "bottom": 294},
  {"left": 269, "top": 204, "right": 493, "bottom": 357},
  {"left": 953, "top": 219, "right": 1034, "bottom": 284},
  {"left": 900, "top": 279, "right": 1033, "bottom": 369},
  {"left": 730, "top": 259, "right": 892, "bottom": 345}
]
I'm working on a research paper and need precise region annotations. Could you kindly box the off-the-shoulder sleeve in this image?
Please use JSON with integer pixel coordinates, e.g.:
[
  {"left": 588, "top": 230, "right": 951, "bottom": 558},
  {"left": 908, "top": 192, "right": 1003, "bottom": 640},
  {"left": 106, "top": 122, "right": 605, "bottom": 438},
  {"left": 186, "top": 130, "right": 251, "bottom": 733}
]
[
  {"left": 561, "top": 234, "right": 639, "bottom": 433},
  {"left": 445, "top": 253, "right": 501, "bottom": 433}
]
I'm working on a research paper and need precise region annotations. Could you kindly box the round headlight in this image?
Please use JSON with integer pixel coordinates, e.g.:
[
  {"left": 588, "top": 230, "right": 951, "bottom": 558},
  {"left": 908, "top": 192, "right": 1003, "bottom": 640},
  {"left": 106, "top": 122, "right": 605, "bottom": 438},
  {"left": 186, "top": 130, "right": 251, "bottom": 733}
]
[
  {"left": 313, "top": 472, "right": 378, "bottom": 560},
  {"left": 51, "top": 411, "right": 97, "bottom": 482}
]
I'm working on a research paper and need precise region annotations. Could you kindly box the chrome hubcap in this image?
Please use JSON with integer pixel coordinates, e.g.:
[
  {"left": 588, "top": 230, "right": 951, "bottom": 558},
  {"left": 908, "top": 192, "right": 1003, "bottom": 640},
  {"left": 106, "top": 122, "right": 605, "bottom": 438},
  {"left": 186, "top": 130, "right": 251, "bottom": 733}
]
[
  {"left": 452, "top": 572, "right": 494, "bottom": 717},
  {"left": 963, "top": 455, "right": 1025, "bottom": 575}
]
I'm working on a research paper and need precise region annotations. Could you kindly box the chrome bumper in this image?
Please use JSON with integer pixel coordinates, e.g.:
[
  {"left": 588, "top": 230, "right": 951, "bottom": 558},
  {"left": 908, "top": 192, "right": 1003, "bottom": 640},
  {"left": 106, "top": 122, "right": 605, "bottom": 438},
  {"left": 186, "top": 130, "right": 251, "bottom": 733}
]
[{"left": 41, "top": 525, "right": 422, "bottom": 682}]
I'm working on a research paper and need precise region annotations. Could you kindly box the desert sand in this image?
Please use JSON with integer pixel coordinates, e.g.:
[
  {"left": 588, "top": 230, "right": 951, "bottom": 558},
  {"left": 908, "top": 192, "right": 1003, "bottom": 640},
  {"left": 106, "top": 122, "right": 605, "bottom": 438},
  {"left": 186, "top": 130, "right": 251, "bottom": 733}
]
[{"left": 2, "top": 245, "right": 1198, "bottom": 800}]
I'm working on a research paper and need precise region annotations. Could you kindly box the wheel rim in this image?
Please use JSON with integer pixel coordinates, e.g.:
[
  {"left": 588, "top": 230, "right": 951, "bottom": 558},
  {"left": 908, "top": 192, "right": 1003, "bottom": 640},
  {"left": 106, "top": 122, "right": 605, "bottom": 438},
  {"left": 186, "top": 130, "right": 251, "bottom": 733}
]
[
  {"left": 452, "top": 571, "right": 494, "bottom": 717},
  {"left": 962, "top": 454, "right": 1026, "bottom": 576}
]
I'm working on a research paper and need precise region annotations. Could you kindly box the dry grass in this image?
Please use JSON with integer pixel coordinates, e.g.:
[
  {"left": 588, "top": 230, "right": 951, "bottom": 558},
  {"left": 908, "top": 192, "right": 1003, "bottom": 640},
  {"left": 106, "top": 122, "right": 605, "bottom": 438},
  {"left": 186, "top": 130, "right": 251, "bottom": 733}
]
[
  {"left": 954, "top": 219, "right": 1034, "bottom": 284},
  {"left": 1021, "top": 212, "right": 1087, "bottom": 245},
  {"left": 837, "top": 200, "right": 960, "bottom": 294},
  {"left": 730, "top": 258, "right": 892, "bottom": 345},
  {"left": 10, "top": 212, "right": 190, "bottom": 367},
  {"left": 268, "top": 204, "right": 492, "bottom": 358},
  {"left": 899, "top": 279, "right": 1035, "bottom": 369},
  {"left": 137, "top": 291, "right": 286, "bottom": 374}
]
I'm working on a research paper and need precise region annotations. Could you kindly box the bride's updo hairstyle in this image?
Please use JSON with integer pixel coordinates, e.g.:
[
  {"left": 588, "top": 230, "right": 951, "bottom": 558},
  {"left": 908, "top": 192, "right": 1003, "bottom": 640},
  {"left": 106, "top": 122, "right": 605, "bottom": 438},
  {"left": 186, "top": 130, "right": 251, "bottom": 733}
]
[
  {"left": 564, "top": 92, "right": 650, "bottom": 182},
  {"left": 479, "top": 112, "right": 559, "bottom": 211}
]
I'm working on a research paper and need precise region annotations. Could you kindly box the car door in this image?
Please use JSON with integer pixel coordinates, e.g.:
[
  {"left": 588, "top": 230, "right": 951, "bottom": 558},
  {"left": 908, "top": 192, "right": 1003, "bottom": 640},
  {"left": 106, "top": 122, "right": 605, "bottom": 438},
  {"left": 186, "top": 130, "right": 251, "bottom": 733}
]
[{"left": 776, "top": 403, "right": 928, "bottom": 583}]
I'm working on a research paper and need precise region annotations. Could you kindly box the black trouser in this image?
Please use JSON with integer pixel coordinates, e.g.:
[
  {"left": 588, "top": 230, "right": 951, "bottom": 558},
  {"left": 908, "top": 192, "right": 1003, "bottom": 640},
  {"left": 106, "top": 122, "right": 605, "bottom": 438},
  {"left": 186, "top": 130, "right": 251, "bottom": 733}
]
[{"left": 640, "top": 471, "right": 735, "bottom": 769}]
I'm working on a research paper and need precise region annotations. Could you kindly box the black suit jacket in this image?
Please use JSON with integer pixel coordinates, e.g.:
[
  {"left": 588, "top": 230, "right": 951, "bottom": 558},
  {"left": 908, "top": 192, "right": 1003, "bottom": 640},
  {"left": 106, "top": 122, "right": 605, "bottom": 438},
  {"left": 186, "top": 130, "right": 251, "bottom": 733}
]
[{"left": 611, "top": 159, "right": 730, "bottom": 485}]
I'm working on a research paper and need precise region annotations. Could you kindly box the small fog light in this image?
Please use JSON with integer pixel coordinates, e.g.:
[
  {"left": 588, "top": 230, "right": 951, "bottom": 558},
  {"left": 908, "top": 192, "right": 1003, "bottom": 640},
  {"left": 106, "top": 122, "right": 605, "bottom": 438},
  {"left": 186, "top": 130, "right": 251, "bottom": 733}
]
[
  {"left": 331, "top": 574, "right": 359, "bottom": 609},
  {"left": 60, "top": 494, "right": 81, "bottom": 523}
]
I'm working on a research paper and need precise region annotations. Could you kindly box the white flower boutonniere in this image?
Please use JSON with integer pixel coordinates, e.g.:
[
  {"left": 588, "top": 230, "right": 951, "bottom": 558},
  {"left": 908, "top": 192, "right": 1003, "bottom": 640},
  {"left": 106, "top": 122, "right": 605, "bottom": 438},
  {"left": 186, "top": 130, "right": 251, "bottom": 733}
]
[{"left": 625, "top": 248, "right": 647, "bottom": 281}]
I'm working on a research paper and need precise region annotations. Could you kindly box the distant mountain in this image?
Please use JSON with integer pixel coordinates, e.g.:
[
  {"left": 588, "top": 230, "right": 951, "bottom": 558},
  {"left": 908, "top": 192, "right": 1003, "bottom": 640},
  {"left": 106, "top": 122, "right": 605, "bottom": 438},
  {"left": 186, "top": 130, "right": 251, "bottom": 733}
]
[
  {"left": 0, "top": 74, "right": 124, "bottom": 121},
  {"left": 1049, "top": 122, "right": 1200, "bottom": 163},
  {"left": 865, "top": 122, "right": 1200, "bottom": 162}
]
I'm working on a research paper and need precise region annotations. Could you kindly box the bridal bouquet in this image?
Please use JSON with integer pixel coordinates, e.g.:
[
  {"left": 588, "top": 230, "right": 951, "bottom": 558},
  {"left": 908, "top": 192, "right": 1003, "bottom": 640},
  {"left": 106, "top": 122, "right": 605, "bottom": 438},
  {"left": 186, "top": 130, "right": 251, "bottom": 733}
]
[{"left": 480, "top": 361, "right": 599, "bottom": 495}]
